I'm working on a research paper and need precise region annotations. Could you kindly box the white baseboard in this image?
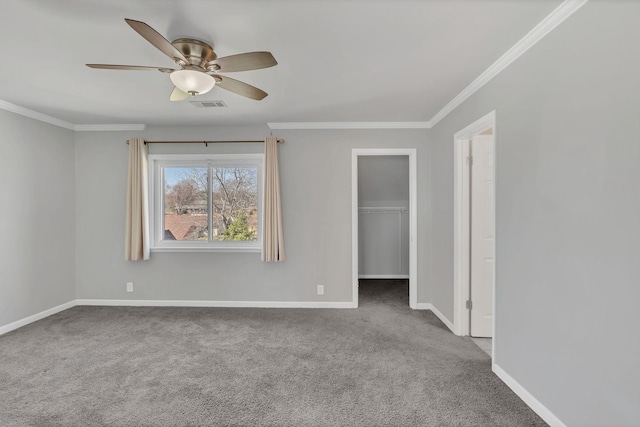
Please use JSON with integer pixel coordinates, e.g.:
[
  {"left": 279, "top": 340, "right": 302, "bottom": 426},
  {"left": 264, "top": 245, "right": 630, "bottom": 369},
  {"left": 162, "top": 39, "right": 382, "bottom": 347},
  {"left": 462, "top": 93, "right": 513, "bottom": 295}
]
[
  {"left": 0, "top": 299, "right": 359, "bottom": 336},
  {"left": 492, "top": 362, "right": 567, "bottom": 427},
  {"left": 415, "top": 303, "right": 456, "bottom": 333},
  {"left": 75, "top": 299, "right": 357, "bottom": 309},
  {"left": 358, "top": 275, "right": 410, "bottom": 279},
  {"left": 0, "top": 300, "right": 76, "bottom": 336}
]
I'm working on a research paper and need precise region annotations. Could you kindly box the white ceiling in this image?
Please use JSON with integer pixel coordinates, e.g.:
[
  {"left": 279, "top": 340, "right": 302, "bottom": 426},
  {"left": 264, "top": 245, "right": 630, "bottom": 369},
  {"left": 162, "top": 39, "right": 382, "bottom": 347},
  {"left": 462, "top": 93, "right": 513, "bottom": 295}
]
[{"left": 0, "top": 0, "right": 561, "bottom": 127}]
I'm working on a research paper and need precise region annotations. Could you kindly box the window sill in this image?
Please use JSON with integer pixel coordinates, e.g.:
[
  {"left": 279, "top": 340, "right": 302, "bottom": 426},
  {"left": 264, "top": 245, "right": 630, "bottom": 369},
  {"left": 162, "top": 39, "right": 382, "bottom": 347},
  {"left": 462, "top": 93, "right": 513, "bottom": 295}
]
[{"left": 151, "top": 246, "right": 261, "bottom": 253}]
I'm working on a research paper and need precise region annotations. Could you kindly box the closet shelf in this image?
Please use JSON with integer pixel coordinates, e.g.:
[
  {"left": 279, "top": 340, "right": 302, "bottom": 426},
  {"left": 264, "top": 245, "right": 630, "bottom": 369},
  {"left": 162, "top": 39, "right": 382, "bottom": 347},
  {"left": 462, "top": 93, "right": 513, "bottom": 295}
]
[{"left": 358, "top": 207, "right": 409, "bottom": 214}]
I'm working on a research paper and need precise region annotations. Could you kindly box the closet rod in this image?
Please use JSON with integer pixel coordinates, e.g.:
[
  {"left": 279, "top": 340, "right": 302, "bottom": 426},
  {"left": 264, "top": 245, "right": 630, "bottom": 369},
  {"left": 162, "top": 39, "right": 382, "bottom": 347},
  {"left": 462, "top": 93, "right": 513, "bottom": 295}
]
[{"left": 126, "top": 139, "right": 284, "bottom": 146}]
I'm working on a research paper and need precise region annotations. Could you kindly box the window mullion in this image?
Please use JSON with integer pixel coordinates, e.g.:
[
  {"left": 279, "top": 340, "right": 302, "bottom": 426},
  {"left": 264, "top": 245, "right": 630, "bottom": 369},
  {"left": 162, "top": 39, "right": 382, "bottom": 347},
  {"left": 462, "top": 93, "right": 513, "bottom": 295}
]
[
  {"left": 208, "top": 161, "right": 213, "bottom": 243},
  {"left": 159, "top": 164, "right": 165, "bottom": 245}
]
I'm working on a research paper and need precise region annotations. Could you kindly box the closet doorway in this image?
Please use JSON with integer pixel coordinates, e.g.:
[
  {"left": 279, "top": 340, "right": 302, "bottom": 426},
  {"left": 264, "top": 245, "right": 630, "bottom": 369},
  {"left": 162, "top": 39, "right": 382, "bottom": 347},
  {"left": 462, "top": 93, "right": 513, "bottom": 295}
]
[{"left": 351, "top": 149, "right": 417, "bottom": 308}]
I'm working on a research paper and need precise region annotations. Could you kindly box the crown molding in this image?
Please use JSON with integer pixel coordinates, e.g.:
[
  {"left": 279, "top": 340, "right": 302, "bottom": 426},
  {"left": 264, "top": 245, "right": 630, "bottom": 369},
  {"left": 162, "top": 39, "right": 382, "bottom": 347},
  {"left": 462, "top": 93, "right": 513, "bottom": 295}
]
[
  {"left": 74, "top": 124, "right": 147, "bottom": 132},
  {"left": 0, "top": 99, "right": 75, "bottom": 130},
  {"left": 0, "top": 99, "right": 146, "bottom": 132},
  {"left": 428, "top": 0, "right": 588, "bottom": 127},
  {"left": 268, "top": 122, "right": 432, "bottom": 130}
]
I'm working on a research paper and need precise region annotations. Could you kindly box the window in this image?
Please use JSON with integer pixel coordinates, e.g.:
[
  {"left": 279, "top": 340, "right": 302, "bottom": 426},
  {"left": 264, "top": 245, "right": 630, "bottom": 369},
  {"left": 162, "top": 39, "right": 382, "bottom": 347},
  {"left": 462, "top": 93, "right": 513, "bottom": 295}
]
[{"left": 149, "top": 154, "right": 263, "bottom": 252}]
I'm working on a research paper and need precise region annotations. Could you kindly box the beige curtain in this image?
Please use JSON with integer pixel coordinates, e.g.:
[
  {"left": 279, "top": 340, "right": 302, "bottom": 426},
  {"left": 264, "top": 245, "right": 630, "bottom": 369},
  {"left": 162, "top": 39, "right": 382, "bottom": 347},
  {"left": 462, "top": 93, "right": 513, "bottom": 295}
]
[
  {"left": 125, "top": 138, "right": 150, "bottom": 261},
  {"left": 262, "top": 136, "right": 286, "bottom": 262}
]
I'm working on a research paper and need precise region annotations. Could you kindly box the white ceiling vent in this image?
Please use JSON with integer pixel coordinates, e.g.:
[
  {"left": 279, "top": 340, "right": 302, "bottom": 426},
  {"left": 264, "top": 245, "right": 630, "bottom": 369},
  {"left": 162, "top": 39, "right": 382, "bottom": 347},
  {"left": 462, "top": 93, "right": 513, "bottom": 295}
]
[{"left": 190, "top": 100, "right": 228, "bottom": 108}]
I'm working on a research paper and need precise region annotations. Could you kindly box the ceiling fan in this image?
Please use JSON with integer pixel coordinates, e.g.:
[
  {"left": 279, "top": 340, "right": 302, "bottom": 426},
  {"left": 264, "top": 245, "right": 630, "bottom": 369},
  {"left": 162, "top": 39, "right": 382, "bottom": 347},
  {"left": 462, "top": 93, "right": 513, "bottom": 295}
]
[{"left": 87, "top": 18, "right": 277, "bottom": 101}]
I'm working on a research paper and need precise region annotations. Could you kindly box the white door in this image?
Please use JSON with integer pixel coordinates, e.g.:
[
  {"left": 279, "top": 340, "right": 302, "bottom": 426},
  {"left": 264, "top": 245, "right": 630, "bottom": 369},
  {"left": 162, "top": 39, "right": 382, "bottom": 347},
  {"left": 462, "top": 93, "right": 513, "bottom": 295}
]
[{"left": 470, "top": 135, "right": 495, "bottom": 337}]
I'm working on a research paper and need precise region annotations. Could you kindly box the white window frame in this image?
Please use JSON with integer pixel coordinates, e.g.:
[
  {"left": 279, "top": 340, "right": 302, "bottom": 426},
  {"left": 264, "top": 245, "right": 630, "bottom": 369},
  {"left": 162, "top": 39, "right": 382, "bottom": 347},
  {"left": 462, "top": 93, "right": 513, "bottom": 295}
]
[{"left": 149, "top": 153, "right": 264, "bottom": 252}]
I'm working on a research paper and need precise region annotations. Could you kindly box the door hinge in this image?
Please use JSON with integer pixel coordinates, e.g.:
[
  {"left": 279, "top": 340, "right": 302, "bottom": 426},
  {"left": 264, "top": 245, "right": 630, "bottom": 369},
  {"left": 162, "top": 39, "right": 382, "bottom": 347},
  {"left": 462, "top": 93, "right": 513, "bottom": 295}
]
[
  {"left": 466, "top": 300, "right": 472, "bottom": 309},
  {"left": 466, "top": 156, "right": 473, "bottom": 166}
]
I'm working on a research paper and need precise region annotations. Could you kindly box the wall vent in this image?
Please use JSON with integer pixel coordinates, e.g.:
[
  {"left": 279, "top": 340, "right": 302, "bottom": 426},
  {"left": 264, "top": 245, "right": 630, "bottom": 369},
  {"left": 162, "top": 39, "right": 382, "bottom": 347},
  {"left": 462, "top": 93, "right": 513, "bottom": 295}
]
[{"left": 190, "top": 100, "right": 228, "bottom": 108}]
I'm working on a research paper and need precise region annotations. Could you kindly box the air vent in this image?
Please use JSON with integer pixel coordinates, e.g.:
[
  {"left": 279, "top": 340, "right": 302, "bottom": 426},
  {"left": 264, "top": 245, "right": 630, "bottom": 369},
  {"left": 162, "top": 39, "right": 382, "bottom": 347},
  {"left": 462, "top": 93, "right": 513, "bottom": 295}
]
[{"left": 190, "top": 100, "right": 228, "bottom": 108}]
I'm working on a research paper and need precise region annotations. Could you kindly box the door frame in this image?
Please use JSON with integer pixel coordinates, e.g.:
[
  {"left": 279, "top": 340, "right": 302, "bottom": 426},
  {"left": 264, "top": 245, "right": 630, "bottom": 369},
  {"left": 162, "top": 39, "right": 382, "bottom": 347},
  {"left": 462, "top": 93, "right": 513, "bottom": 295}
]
[
  {"left": 351, "top": 148, "right": 418, "bottom": 308},
  {"left": 453, "top": 110, "right": 496, "bottom": 340}
]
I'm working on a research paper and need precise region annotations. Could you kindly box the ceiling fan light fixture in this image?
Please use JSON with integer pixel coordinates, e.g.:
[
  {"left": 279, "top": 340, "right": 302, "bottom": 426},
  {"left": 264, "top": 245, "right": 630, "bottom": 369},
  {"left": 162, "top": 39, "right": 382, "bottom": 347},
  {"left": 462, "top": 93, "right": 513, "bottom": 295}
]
[
  {"left": 170, "top": 69, "right": 215, "bottom": 96},
  {"left": 89, "top": 19, "right": 276, "bottom": 101}
]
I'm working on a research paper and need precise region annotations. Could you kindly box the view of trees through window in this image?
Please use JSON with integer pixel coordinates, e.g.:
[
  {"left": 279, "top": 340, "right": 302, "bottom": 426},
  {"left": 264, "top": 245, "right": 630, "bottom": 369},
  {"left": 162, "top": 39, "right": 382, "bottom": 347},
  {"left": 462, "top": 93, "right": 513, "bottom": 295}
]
[{"left": 163, "top": 166, "right": 258, "bottom": 242}]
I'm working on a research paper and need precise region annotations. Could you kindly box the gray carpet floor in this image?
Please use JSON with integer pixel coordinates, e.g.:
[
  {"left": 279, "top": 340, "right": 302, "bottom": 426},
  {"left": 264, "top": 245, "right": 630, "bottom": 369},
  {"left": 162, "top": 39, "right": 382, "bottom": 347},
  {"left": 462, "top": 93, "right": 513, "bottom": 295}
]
[{"left": 0, "top": 280, "right": 546, "bottom": 426}]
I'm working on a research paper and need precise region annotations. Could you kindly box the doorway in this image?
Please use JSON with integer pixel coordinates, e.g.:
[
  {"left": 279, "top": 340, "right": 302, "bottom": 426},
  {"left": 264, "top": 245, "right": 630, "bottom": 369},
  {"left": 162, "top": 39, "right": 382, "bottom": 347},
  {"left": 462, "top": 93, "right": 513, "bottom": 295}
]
[
  {"left": 351, "top": 149, "right": 417, "bottom": 308},
  {"left": 453, "top": 111, "right": 496, "bottom": 348}
]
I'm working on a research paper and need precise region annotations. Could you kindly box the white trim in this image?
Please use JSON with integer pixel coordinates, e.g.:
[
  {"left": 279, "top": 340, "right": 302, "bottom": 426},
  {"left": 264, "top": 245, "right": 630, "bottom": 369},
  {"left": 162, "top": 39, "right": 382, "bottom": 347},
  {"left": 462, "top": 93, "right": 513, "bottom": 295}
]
[
  {"left": 453, "top": 111, "right": 497, "bottom": 141},
  {"left": 1, "top": 298, "right": 359, "bottom": 335},
  {"left": 408, "top": 150, "right": 418, "bottom": 308},
  {"left": 0, "top": 301, "right": 76, "bottom": 336},
  {"left": 0, "top": 298, "right": 361, "bottom": 335},
  {"left": 268, "top": 122, "right": 431, "bottom": 130},
  {"left": 358, "top": 275, "right": 409, "bottom": 279},
  {"left": 0, "top": 99, "right": 75, "bottom": 130},
  {"left": 352, "top": 152, "right": 360, "bottom": 307},
  {"left": 493, "top": 363, "right": 567, "bottom": 427},
  {"left": 74, "top": 124, "right": 146, "bottom": 132},
  {"left": 429, "top": 0, "right": 587, "bottom": 127},
  {"left": 0, "top": 100, "right": 148, "bottom": 131},
  {"left": 453, "top": 136, "right": 470, "bottom": 336},
  {"left": 352, "top": 148, "right": 418, "bottom": 309},
  {"left": 415, "top": 303, "right": 456, "bottom": 333},
  {"left": 453, "top": 111, "right": 496, "bottom": 337},
  {"left": 75, "top": 299, "right": 356, "bottom": 309},
  {"left": 151, "top": 247, "right": 261, "bottom": 253}
]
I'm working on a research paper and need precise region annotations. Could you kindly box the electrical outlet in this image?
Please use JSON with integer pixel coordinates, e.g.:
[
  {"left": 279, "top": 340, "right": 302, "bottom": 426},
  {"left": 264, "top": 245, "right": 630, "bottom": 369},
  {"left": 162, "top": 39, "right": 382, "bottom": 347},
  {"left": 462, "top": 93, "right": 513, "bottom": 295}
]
[
  {"left": 317, "top": 285, "right": 324, "bottom": 295},
  {"left": 126, "top": 282, "right": 134, "bottom": 293}
]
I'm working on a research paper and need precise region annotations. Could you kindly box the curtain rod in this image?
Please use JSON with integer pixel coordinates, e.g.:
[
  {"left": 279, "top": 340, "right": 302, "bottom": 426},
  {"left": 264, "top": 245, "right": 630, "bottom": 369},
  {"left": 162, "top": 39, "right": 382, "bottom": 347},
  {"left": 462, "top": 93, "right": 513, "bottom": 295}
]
[{"left": 126, "top": 139, "right": 284, "bottom": 146}]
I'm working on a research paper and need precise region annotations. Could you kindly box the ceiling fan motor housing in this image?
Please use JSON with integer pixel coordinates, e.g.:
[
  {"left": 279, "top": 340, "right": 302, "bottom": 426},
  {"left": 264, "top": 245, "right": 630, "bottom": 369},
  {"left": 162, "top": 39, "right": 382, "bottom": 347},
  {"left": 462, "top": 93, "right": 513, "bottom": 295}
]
[{"left": 171, "top": 38, "right": 217, "bottom": 69}]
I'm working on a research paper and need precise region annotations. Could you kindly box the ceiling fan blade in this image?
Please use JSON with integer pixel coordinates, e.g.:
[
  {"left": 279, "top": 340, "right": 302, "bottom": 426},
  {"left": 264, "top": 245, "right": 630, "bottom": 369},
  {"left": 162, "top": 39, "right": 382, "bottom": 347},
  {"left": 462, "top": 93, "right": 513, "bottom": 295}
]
[
  {"left": 215, "top": 75, "right": 268, "bottom": 100},
  {"left": 125, "top": 18, "right": 189, "bottom": 65},
  {"left": 170, "top": 87, "right": 190, "bottom": 101},
  {"left": 207, "top": 52, "right": 277, "bottom": 73},
  {"left": 86, "top": 64, "right": 174, "bottom": 73}
]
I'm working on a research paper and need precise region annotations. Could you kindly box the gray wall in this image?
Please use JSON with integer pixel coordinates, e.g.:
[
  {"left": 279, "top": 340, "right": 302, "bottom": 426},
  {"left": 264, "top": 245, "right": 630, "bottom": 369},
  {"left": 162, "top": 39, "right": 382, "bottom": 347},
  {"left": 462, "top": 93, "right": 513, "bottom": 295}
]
[
  {"left": 358, "top": 155, "right": 409, "bottom": 206},
  {"left": 0, "top": 110, "right": 76, "bottom": 327},
  {"left": 74, "top": 127, "right": 432, "bottom": 303},
  {"left": 428, "top": 2, "right": 639, "bottom": 425}
]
